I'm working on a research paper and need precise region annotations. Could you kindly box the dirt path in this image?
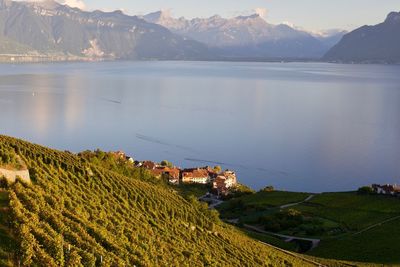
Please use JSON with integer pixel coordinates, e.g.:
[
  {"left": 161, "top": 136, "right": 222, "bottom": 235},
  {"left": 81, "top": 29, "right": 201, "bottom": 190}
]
[
  {"left": 279, "top": 194, "right": 315, "bottom": 209},
  {"left": 226, "top": 195, "right": 321, "bottom": 250},
  {"left": 244, "top": 224, "right": 321, "bottom": 250},
  {"left": 352, "top": 215, "right": 400, "bottom": 236},
  {"left": 198, "top": 194, "right": 224, "bottom": 209},
  {"left": 225, "top": 194, "right": 317, "bottom": 232}
]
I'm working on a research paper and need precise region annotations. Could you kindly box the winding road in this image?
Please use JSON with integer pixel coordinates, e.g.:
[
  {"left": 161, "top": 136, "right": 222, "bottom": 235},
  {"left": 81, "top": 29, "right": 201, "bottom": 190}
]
[
  {"left": 352, "top": 215, "right": 400, "bottom": 236},
  {"left": 243, "top": 224, "right": 321, "bottom": 250},
  {"left": 279, "top": 194, "right": 315, "bottom": 209},
  {"left": 227, "top": 194, "right": 321, "bottom": 250},
  {"left": 198, "top": 194, "right": 224, "bottom": 209}
]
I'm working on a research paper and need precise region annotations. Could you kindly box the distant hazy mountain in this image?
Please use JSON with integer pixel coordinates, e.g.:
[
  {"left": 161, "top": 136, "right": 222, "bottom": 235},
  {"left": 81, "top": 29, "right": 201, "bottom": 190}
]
[
  {"left": 324, "top": 12, "right": 400, "bottom": 63},
  {"left": 0, "top": 0, "right": 210, "bottom": 60},
  {"left": 311, "top": 29, "right": 348, "bottom": 50},
  {"left": 143, "top": 11, "right": 344, "bottom": 59}
]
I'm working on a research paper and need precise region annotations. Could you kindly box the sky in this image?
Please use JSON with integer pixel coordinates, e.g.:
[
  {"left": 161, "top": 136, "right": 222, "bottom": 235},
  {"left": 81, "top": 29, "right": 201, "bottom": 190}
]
[{"left": 42, "top": 0, "right": 400, "bottom": 31}]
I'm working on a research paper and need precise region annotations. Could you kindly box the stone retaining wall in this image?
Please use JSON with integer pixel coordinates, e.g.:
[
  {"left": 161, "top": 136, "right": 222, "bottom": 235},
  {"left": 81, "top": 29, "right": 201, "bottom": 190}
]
[{"left": 0, "top": 168, "right": 31, "bottom": 184}]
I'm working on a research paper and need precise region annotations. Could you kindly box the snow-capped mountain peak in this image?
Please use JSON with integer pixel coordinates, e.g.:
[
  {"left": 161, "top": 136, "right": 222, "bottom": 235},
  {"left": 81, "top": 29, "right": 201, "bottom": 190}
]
[
  {"left": 143, "top": 10, "right": 188, "bottom": 30},
  {"left": 142, "top": 11, "right": 347, "bottom": 59},
  {"left": 26, "top": 0, "right": 61, "bottom": 10}
]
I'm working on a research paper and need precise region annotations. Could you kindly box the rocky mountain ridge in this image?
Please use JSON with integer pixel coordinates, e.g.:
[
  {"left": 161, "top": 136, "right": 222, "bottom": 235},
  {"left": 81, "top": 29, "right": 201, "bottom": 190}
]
[
  {"left": 324, "top": 11, "right": 400, "bottom": 63},
  {"left": 143, "top": 10, "right": 346, "bottom": 59},
  {"left": 0, "top": 0, "right": 210, "bottom": 60}
]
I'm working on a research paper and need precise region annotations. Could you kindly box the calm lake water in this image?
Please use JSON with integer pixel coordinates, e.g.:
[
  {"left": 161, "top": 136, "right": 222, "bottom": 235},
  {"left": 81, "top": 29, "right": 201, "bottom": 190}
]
[{"left": 0, "top": 61, "right": 399, "bottom": 192}]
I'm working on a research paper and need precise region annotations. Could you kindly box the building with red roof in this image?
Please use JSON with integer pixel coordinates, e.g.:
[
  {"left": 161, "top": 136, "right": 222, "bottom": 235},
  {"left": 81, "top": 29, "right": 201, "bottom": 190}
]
[{"left": 182, "top": 168, "right": 210, "bottom": 184}]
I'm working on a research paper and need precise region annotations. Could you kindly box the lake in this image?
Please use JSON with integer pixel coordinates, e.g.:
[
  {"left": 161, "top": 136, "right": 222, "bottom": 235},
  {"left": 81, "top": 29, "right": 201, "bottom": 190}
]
[{"left": 0, "top": 61, "right": 399, "bottom": 192}]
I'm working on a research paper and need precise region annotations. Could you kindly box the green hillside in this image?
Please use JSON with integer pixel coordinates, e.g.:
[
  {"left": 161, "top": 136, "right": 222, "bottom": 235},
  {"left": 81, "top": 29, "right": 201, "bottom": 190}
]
[
  {"left": 218, "top": 189, "right": 400, "bottom": 265},
  {"left": 296, "top": 192, "right": 400, "bottom": 231},
  {"left": 298, "top": 193, "right": 400, "bottom": 264},
  {"left": 0, "top": 135, "right": 326, "bottom": 266},
  {"left": 309, "top": 218, "right": 400, "bottom": 264}
]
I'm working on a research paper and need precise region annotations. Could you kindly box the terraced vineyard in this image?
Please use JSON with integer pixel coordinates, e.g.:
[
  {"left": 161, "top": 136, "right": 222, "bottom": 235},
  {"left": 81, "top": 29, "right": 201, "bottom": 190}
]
[
  {"left": 0, "top": 189, "right": 15, "bottom": 266},
  {"left": 0, "top": 135, "right": 327, "bottom": 266}
]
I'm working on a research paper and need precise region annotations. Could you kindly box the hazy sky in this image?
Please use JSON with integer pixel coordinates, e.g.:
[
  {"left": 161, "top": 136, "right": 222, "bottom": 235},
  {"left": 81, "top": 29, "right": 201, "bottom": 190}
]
[{"left": 60, "top": 0, "right": 399, "bottom": 31}]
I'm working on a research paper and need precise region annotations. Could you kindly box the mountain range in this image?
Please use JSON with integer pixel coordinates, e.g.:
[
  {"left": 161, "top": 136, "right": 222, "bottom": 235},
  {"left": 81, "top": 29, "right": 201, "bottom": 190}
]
[
  {"left": 324, "top": 11, "right": 400, "bottom": 63},
  {"left": 0, "top": 0, "right": 398, "bottom": 63},
  {"left": 0, "top": 0, "right": 347, "bottom": 61},
  {"left": 0, "top": 0, "right": 210, "bottom": 60},
  {"left": 143, "top": 11, "right": 345, "bottom": 59}
]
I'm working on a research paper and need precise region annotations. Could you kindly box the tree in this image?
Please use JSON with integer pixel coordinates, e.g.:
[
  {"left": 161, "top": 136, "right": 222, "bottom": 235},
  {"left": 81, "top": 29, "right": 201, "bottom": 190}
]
[
  {"left": 160, "top": 160, "right": 173, "bottom": 168},
  {"left": 285, "top": 209, "right": 302, "bottom": 218},
  {"left": 260, "top": 186, "right": 275, "bottom": 192},
  {"left": 358, "top": 186, "right": 374, "bottom": 195},
  {"left": 213, "top": 166, "right": 222, "bottom": 173}
]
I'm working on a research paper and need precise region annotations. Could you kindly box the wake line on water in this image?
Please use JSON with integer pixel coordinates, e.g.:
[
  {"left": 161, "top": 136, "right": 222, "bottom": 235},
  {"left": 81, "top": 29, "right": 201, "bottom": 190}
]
[
  {"left": 135, "top": 133, "right": 197, "bottom": 153},
  {"left": 135, "top": 135, "right": 302, "bottom": 181},
  {"left": 100, "top": 97, "right": 122, "bottom": 104},
  {"left": 184, "top": 158, "right": 290, "bottom": 177}
]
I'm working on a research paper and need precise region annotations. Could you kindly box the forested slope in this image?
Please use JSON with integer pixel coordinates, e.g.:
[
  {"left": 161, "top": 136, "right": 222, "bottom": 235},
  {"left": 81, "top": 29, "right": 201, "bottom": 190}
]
[{"left": 0, "top": 135, "right": 320, "bottom": 266}]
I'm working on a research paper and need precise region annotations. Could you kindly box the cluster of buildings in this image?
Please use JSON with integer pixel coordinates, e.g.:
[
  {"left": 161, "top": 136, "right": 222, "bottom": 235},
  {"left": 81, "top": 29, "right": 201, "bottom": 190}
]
[
  {"left": 372, "top": 184, "right": 400, "bottom": 196},
  {"left": 110, "top": 151, "right": 238, "bottom": 195},
  {"left": 139, "top": 161, "right": 238, "bottom": 195}
]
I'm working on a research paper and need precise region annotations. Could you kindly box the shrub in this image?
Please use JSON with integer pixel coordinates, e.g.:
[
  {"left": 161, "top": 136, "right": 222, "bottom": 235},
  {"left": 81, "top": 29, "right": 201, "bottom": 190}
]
[
  {"left": 260, "top": 209, "right": 304, "bottom": 232},
  {"left": 261, "top": 186, "right": 275, "bottom": 192},
  {"left": 223, "top": 184, "right": 255, "bottom": 200}
]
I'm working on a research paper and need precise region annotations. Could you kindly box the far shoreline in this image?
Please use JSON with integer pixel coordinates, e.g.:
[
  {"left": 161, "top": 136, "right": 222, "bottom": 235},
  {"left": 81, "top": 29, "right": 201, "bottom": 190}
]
[{"left": 0, "top": 55, "right": 399, "bottom": 66}]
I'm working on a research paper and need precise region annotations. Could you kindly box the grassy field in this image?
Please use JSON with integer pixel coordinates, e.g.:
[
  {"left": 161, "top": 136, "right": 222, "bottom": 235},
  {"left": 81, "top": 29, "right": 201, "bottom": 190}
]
[
  {"left": 309, "top": 217, "right": 400, "bottom": 264},
  {"left": 296, "top": 192, "right": 400, "bottom": 231},
  {"left": 218, "top": 191, "right": 310, "bottom": 220},
  {"left": 297, "top": 192, "right": 400, "bottom": 264},
  {"left": 218, "top": 189, "right": 400, "bottom": 265},
  {"left": 231, "top": 190, "right": 310, "bottom": 207}
]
